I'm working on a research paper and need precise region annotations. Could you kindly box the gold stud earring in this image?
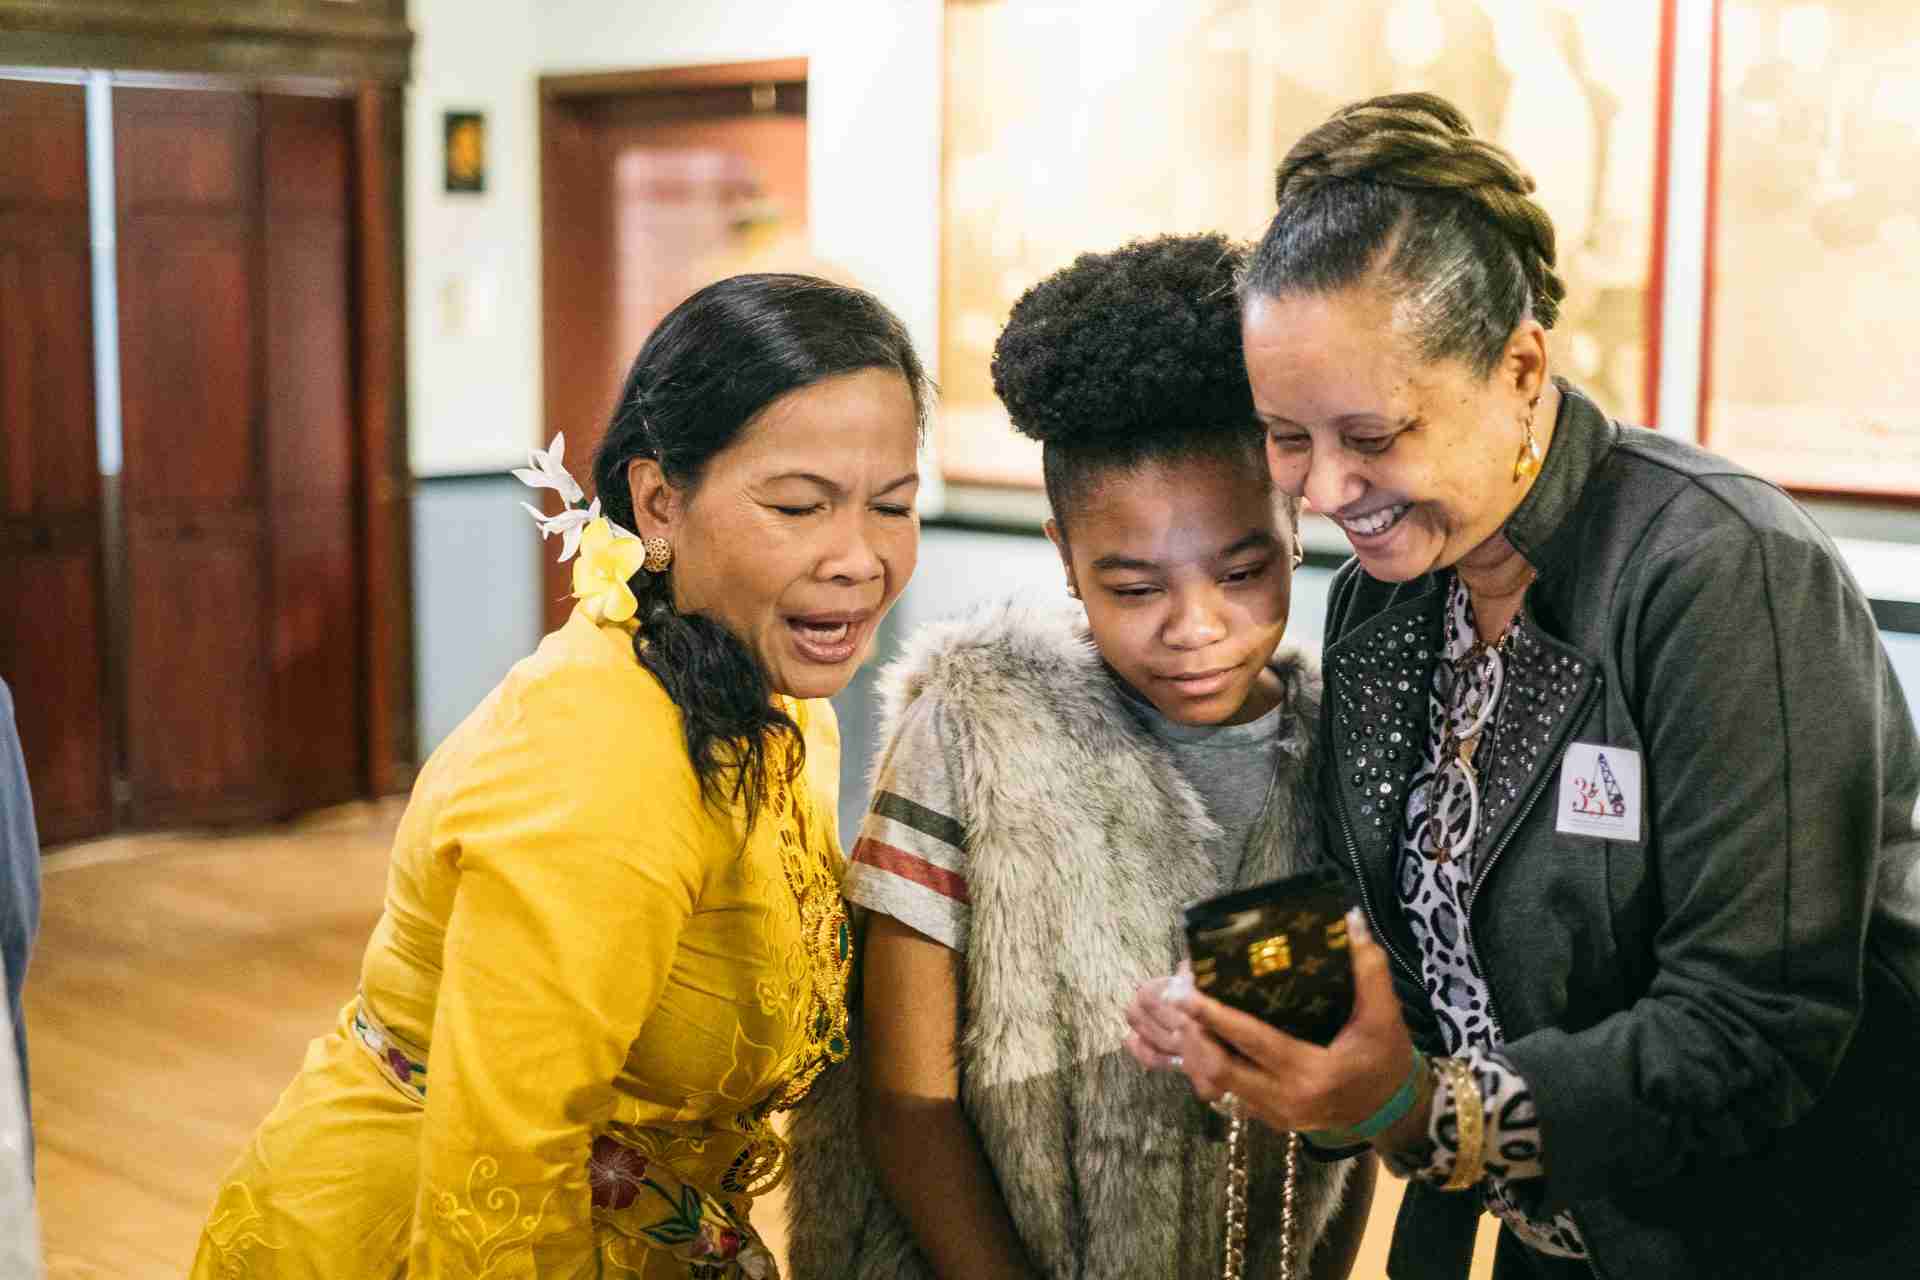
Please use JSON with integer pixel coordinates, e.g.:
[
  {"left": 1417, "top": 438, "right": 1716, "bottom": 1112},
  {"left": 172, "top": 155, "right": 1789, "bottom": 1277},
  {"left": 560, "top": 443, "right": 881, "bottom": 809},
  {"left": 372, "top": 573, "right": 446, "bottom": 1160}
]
[
  {"left": 642, "top": 536, "right": 673, "bottom": 574},
  {"left": 1066, "top": 582, "right": 1080, "bottom": 600},
  {"left": 1512, "top": 395, "right": 1543, "bottom": 483}
]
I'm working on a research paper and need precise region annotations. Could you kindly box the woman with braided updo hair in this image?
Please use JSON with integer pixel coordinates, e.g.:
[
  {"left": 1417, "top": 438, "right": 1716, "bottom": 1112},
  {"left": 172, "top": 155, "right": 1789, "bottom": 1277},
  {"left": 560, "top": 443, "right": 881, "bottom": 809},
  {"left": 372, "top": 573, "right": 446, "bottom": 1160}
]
[{"left": 1130, "top": 94, "right": 1920, "bottom": 1278}]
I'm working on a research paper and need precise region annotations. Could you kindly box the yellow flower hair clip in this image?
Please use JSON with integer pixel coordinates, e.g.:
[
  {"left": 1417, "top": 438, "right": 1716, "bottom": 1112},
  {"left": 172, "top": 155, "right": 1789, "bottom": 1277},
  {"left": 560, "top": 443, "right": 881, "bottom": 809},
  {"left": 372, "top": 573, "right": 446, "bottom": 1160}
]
[
  {"left": 571, "top": 519, "right": 648, "bottom": 624},
  {"left": 513, "top": 432, "right": 651, "bottom": 624}
]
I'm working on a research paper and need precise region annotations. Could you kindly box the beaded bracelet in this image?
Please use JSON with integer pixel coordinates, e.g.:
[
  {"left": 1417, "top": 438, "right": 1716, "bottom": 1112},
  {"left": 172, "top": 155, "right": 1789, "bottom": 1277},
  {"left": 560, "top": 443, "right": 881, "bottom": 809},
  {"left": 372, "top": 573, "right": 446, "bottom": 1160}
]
[
  {"left": 1303, "top": 1047, "right": 1425, "bottom": 1147},
  {"left": 1436, "top": 1056, "right": 1487, "bottom": 1192}
]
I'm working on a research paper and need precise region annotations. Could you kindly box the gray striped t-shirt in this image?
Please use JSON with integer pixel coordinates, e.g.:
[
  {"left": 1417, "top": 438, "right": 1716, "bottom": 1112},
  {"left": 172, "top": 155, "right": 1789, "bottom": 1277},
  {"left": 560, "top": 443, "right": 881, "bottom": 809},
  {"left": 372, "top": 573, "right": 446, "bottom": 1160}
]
[{"left": 842, "top": 679, "right": 1290, "bottom": 952}]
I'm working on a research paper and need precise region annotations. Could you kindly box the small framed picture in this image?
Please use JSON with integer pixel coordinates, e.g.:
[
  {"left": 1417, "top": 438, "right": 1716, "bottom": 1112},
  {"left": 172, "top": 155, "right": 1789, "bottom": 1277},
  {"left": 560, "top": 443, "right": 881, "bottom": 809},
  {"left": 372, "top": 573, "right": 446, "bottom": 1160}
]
[{"left": 444, "top": 111, "right": 486, "bottom": 194}]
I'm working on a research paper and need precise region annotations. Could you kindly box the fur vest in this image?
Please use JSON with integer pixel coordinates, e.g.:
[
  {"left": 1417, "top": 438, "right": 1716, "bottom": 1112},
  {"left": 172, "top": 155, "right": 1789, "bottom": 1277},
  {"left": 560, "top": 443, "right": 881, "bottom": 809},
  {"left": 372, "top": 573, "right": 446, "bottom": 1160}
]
[{"left": 786, "top": 605, "right": 1353, "bottom": 1280}]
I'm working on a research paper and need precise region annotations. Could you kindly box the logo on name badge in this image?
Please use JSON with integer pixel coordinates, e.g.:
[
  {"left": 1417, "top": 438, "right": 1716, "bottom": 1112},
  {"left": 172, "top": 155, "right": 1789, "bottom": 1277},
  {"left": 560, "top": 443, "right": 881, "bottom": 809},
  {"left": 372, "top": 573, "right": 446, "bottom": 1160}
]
[{"left": 1556, "top": 743, "right": 1643, "bottom": 842}]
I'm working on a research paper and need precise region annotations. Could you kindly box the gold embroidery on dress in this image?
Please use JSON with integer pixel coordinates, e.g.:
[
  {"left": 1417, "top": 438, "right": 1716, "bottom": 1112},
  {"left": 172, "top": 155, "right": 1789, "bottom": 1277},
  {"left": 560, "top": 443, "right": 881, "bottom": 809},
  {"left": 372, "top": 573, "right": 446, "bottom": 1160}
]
[
  {"left": 431, "top": 1156, "right": 558, "bottom": 1277},
  {"left": 600, "top": 1235, "right": 649, "bottom": 1276},
  {"left": 622, "top": 1125, "right": 711, "bottom": 1166},
  {"left": 673, "top": 1025, "right": 793, "bottom": 1196},
  {"left": 718, "top": 1103, "right": 789, "bottom": 1197},
  {"left": 677, "top": 1024, "right": 778, "bottom": 1120},
  {"left": 601, "top": 710, "right": 853, "bottom": 1233},
  {"left": 760, "top": 728, "right": 852, "bottom": 1115},
  {"left": 203, "top": 1182, "right": 284, "bottom": 1278},
  {"left": 601, "top": 1223, "right": 780, "bottom": 1279}
]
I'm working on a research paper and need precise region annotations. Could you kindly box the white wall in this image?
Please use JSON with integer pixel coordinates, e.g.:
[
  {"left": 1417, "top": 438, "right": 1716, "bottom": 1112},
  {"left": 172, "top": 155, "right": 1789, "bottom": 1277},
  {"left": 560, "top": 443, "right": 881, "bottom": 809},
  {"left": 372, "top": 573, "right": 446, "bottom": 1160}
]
[
  {"left": 404, "top": 0, "right": 946, "bottom": 478},
  {"left": 803, "top": 1, "right": 943, "bottom": 383},
  {"left": 406, "top": 0, "right": 946, "bottom": 753},
  {"left": 404, "top": 0, "right": 944, "bottom": 468},
  {"left": 406, "top": 0, "right": 543, "bottom": 476},
  {"left": 536, "top": 0, "right": 825, "bottom": 72}
]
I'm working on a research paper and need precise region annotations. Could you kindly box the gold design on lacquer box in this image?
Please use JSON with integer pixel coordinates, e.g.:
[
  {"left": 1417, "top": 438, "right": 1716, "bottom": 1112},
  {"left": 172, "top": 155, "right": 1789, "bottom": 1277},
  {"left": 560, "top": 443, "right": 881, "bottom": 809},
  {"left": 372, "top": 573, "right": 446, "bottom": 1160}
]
[
  {"left": 939, "top": 0, "right": 1662, "bottom": 489},
  {"left": 1709, "top": 1, "right": 1920, "bottom": 496}
]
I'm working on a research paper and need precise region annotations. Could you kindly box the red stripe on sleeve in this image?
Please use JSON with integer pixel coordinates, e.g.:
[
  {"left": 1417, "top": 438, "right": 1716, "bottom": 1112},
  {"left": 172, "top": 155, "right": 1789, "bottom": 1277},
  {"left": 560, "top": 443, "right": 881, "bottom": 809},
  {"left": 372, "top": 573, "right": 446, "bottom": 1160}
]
[{"left": 851, "top": 837, "right": 972, "bottom": 905}]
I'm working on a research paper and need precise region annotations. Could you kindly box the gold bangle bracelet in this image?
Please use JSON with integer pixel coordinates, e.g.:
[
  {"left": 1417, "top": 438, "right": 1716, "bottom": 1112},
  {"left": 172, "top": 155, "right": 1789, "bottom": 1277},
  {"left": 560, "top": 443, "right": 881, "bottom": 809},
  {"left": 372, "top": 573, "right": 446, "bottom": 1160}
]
[{"left": 1436, "top": 1057, "right": 1487, "bottom": 1193}]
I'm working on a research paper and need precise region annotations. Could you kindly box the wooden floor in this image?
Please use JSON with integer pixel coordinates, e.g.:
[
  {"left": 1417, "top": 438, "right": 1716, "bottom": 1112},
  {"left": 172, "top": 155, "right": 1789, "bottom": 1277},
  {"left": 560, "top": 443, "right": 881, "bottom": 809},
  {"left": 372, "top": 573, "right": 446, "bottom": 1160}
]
[{"left": 26, "top": 804, "right": 1493, "bottom": 1278}]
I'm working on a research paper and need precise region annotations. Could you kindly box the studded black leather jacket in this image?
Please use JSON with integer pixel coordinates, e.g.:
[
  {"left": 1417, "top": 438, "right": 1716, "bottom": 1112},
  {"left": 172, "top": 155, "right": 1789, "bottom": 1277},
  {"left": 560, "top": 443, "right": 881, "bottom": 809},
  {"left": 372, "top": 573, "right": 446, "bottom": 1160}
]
[{"left": 1319, "top": 381, "right": 1920, "bottom": 1280}]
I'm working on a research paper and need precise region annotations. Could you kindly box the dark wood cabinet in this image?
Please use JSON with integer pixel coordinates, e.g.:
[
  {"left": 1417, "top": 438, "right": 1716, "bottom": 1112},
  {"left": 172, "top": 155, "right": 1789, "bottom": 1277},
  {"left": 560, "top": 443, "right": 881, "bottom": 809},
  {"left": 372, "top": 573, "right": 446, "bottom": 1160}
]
[
  {"left": 0, "top": 9, "right": 412, "bottom": 847},
  {"left": 0, "top": 79, "right": 113, "bottom": 845},
  {"left": 113, "top": 86, "right": 367, "bottom": 827},
  {"left": 116, "top": 87, "right": 270, "bottom": 824},
  {"left": 0, "top": 78, "right": 401, "bottom": 844},
  {"left": 262, "top": 93, "right": 363, "bottom": 816}
]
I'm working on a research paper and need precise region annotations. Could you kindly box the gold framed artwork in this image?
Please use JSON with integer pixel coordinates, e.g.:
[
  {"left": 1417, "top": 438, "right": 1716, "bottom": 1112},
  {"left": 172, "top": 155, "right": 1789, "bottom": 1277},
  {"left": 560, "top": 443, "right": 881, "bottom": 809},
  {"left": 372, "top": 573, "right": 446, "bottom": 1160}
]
[
  {"left": 938, "top": 0, "right": 1665, "bottom": 490},
  {"left": 444, "top": 110, "right": 486, "bottom": 194},
  {"left": 1704, "top": 0, "right": 1920, "bottom": 499}
]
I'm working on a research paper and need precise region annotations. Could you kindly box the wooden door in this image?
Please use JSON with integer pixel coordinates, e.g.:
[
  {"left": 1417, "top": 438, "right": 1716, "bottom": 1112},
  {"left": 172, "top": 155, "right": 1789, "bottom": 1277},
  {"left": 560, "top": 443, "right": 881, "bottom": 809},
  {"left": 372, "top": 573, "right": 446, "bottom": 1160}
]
[
  {"left": 115, "top": 86, "right": 271, "bottom": 826},
  {"left": 0, "top": 79, "right": 113, "bottom": 844},
  {"left": 261, "top": 93, "right": 362, "bottom": 814}
]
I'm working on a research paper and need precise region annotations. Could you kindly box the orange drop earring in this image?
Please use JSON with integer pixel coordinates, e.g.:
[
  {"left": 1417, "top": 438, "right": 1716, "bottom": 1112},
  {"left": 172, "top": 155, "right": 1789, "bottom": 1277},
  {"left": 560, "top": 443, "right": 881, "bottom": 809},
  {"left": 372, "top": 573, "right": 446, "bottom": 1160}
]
[{"left": 1513, "top": 396, "right": 1543, "bottom": 483}]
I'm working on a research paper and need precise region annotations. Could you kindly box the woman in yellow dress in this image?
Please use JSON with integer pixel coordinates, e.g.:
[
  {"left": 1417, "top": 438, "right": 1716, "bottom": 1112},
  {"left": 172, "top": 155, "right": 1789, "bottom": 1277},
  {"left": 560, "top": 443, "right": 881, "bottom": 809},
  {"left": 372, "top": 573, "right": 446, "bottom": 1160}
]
[{"left": 192, "top": 274, "right": 930, "bottom": 1279}]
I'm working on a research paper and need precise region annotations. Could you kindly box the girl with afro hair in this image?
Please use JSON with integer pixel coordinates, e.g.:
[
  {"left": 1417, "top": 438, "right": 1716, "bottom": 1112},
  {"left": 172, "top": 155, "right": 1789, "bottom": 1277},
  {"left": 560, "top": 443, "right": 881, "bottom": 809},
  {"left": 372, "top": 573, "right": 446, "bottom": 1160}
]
[{"left": 785, "top": 234, "right": 1374, "bottom": 1280}]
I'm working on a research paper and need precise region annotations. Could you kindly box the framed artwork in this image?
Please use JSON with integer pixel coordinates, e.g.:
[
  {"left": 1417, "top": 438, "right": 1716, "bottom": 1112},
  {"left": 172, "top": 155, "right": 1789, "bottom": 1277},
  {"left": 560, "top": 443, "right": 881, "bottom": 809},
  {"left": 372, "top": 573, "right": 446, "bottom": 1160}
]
[
  {"left": 444, "top": 110, "right": 486, "bottom": 194},
  {"left": 1702, "top": 0, "right": 1920, "bottom": 499},
  {"left": 938, "top": 0, "right": 1665, "bottom": 490}
]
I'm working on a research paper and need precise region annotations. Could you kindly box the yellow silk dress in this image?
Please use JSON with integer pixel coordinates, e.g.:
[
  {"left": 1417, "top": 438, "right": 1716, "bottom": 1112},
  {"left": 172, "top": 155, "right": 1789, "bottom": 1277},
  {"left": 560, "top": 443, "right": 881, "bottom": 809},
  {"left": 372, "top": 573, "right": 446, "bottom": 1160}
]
[{"left": 192, "top": 605, "right": 850, "bottom": 1279}]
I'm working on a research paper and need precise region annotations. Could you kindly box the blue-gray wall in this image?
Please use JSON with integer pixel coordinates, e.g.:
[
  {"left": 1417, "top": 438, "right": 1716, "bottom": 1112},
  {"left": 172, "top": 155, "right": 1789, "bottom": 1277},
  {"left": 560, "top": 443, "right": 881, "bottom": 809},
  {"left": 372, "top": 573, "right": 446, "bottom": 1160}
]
[
  {"left": 410, "top": 485, "right": 1920, "bottom": 845},
  {"left": 413, "top": 476, "right": 543, "bottom": 753}
]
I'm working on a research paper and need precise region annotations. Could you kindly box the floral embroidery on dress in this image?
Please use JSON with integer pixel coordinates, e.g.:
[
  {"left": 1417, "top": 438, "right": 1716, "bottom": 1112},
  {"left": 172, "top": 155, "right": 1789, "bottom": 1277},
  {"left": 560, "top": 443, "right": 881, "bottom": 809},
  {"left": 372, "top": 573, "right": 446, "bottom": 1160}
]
[
  {"left": 430, "top": 1155, "right": 557, "bottom": 1277},
  {"left": 592, "top": 706, "right": 851, "bottom": 1271},
  {"left": 592, "top": 1134, "right": 778, "bottom": 1278},
  {"left": 352, "top": 996, "right": 427, "bottom": 1102},
  {"left": 588, "top": 1134, "right": 653, "bottom": 1210},
  {"left": 202, "top": 1182, "right": 284, "bottom": 1278}
]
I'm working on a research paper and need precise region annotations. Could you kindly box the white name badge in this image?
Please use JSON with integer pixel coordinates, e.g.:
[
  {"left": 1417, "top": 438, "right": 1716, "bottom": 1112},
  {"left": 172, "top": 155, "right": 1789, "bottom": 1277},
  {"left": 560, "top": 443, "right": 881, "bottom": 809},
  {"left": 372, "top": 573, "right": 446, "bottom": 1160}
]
[{"left": 1555, "top": 743, "right": 1644, "bottom": 842}]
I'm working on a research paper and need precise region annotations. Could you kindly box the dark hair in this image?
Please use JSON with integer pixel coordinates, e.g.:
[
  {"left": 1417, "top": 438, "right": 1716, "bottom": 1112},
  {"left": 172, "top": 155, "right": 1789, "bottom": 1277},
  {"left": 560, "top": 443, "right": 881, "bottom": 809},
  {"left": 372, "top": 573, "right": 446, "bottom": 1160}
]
[
  {"left": 593, "top": 273, "right": 930, "bottom": 826},
  {"left": 991, "top": 233, "right": 1285, "bottom": 532},
  {"left": 1243, "top": 92, "right": 1566, "bottom": 377}
]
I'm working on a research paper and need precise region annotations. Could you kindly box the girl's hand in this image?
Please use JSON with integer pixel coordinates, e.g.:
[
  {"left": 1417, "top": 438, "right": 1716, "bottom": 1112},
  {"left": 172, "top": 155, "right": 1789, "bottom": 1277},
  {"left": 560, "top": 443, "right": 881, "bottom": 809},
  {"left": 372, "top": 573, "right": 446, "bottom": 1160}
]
[
  {"left": 1123, "top": 962, "right": 1194, "bottom": 1072},
  {"left": 1170, "top": 910, "right": 1417, "bottom": 1136}
]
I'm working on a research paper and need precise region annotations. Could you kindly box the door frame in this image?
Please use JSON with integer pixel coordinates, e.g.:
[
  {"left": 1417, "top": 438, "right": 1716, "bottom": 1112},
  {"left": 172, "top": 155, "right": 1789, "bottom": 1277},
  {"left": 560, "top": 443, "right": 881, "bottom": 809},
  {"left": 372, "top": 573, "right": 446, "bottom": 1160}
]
[{"left": 534, "top": 58, "right": 808, "bottom": 633}]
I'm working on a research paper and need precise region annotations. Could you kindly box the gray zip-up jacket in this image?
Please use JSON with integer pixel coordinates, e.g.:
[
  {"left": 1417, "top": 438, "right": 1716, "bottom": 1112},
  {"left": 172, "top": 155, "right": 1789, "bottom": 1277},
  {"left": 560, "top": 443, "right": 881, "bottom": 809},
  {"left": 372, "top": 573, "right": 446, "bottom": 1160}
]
[{"left": 1320, "top": 382, "right": 1920, "bottom": 1279}]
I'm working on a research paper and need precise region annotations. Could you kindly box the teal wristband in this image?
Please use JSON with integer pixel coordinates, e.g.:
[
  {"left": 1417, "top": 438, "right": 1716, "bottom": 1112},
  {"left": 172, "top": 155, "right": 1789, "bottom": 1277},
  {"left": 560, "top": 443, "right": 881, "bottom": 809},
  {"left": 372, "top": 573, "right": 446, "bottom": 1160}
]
[{"left": 1304, "top": 1047, "right": 1424, "bottom": 1147}]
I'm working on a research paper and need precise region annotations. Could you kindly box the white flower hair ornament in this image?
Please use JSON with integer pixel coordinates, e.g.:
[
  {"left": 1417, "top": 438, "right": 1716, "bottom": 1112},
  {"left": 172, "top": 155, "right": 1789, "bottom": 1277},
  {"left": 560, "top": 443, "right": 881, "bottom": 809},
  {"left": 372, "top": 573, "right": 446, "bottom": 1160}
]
[
  {"left": 512, "top": 430, "right": 584, "bottom": 506},
  {"left": 513, "top": 433, "right": 670, "bottom": 625}
]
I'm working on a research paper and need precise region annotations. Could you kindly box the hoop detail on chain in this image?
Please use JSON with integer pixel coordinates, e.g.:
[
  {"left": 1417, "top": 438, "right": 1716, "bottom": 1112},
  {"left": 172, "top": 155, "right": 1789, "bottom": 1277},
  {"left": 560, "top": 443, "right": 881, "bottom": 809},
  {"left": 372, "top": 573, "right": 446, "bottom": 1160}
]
[{"left": 642, "top": 537, "right": 673, "bottom": 574}]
